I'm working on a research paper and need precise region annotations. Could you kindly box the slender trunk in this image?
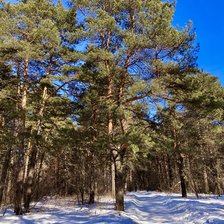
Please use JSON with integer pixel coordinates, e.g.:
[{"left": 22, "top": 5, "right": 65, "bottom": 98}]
[
  {"left": 23, "top": 86, "right": 48, "bottom": 212},
  {"left": 0, "top": 147, "right": 12, "bottom": 206},
  {"left": 167, "top": 155, "right": 173, "bottom": 190},
  {"left": 127, "top": 169, "right": 133, "bottom": 192},
  {"left": 6, "top": 170, "right": 13, "bottom": 204},
  {"left": 34, "top": 151, "right": 45, "bottom": 201},
  {"left": 111, "top": 162, "right": 115, "bottom": 198},
  {"left": 187, "top": 157, "right": 199, "bottom": 198},
  {"left": 14, "top": 164, "right": 24, "bottom": 215},
  {"left": 14, "top": 59, "right": 29, "bottom": 215},
  {"left": 88, "top": 154, "right": 95, "bottom": 204},
  {"left": 23, "top": 145, "right": 37, "bottom": 212},
  {"left": 157, "top": 158, "right": 162, "bottom": 190},
  {"left": 177, "top": 154, "right": 187, "bottom": 198},
  {"left": 107, "top": 73, "right": 115, "bottom": 198},
  {"left": 81, "top": 190, "right": 84, "bottom": 205},
  {"left": 215, "top": 158, "right": 222, "bottom": 196},
  {"left": 88, "top": 191, "right": 95, "bottom": 204},
  {"left": 203, "top": 164, "right": 209, "bottom": 193},
  {"left": 171, "top": 106, "right": 187, "bottom": 198}
]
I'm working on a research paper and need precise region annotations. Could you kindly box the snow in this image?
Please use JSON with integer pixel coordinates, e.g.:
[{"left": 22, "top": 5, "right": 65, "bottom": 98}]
[{"left": 1, "top": 191, "right": 224, "bottom": 224}]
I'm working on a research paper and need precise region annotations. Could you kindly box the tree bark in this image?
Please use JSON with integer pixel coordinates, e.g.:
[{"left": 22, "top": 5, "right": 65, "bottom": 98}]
[
  {"left": 203, "top": 164, "right": 209, "bottom": 193},
  {"left": 23, "top": 145, "right": 37, "bottom": 212},
  {"left": 167, "top": 155, "right": 173, "bottom": 190},
  {"left": 186, "top": 157, "right": 199, "bottom": 198},
  {"left": 215, "top": 158, "right": 222, "bottom": 196},
  {"left": 0, "top": 147, "right": 12, "bottom": 206},
  {"left": 111, "top": 161, "right": 116, "bottom": 198},
  {"left": 14, "top": 59, "right": 29, "bottom": 215},
  {"left": 171, "top": 106, "right": 187, "bottom": 198},
  {"left": 114, "top": 151, "right": 126, "bottom": 211},
  {"left": 23, "top": 86, "right": 48, "bottom": 212},
  {"left": 177, "top": 154, "right": 187, "bottom": 198}
]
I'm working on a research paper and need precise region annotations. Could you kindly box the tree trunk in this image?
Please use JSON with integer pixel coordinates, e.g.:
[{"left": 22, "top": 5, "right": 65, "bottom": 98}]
[
  {"left": 167, "top": 155, "right": 173, "bottom": 190},
  {"left": 14, "top": 165, "right": 24, "bottom": 215},
  {"left": 203, "top": 164, "right": 209, "bottom": 193},
  {"left": 0, "top": 147, "right": 12, "bottom": 206},
  {"left": 215, "top": 158, "right": 222, "bottom": 196},
  {"left": 177, "top": 154, "right": 187, "bottom": 198},
  {"left": 111, "top": 161, "right": 115, "bottom": 198},
  {"left": 114, "top": 155, "right": 125, "bottom": 211},
  {"left": 88, "top": 191, "right": 95, "bottom": 204},
  {"left": 186, "top": 157, "right": 199, "bottom": 198},
  {"left": 34, "top": 151, "right": 45, "bottom": 201},
  {"left": 23, "top": 86, "right": 48, "bottom": 212},
  {"left": 127, "top": 169, "right": 133, "bottom": 192},
  {"left": 14, "top": 59, "right": 29, "bottom": 215},
  {"left": 23, "top": 145, "right": 37, "bottom": 212},
  {"left": 171, "top": 107, "right": 187, "bottom": 198},
  {"left": 115, "top": 175, "right": 124, "bottom": 211}
]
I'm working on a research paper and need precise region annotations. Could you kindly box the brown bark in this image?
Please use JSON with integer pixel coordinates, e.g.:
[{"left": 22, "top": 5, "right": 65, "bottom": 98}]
[
  {"left": 111, "top": 162, "right": 115, "bottom": 198},
  {"left": 215, "top": 158, "right": 222, "bottom": 196},
  {"left": 177, "top": 154, "right": 187, "bottom": 198},
  {"left": 88, "top": 191, "right": 95, "bottom": 204},
  {"left": 113, "top": 121, "right": 128, "bottom": 211},
  {"left": 14, "top": 59, "right": 29, "bottom": 215},
  {"left": 0, "top": 147, "right": 12, "bottom": 206},
  {"left": 23, "top": 86, "right": 48, "bottom": 212},
  {"left": 171, "top": 106, "right": 187, "bottom": 198},
  {"left": 114, "top": 150, "right": 126, "bottom": 211},
  {"left": 203, "top": 164, "right": 209, "bottom": 193},
  {"left": 167, "top": 155, "right": 173, "bottom": 189},
  {"left": 186, "top": 157, "right": 199, "bottom": 198},
  {"left": 23, "top": 147, "right": 37, "bottom": 212}
]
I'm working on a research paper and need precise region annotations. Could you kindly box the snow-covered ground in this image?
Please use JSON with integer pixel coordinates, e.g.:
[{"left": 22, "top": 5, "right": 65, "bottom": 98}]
[{"left": 1, "top": 191, "right": 224, "bottom": 223}]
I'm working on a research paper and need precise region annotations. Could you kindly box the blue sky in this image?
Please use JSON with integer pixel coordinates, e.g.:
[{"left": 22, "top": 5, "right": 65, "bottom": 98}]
[
  {"left": 174, "top": 0, "right": 224, "bottom": 86},
  {"left": 7, "top": 0, "right": 224, "bottom": 86}
]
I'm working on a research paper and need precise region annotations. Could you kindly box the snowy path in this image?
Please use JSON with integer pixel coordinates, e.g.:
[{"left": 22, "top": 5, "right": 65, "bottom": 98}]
[
  {"left": 125, "top": 192, "right": 224, "bottom": 223},
  {"left": 1, "top": 191, "right": 224, "bottom": 223}
]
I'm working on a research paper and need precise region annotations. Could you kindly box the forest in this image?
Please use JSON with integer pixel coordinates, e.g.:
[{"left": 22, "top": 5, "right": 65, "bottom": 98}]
[{"left": 0, "top": 0, "right": 223, "bottom": 217}]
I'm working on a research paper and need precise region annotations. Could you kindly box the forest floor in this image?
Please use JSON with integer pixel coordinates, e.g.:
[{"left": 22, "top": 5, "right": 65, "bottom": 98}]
[{"left": 0, "top": 191, "right": 224, "bottom": 224}]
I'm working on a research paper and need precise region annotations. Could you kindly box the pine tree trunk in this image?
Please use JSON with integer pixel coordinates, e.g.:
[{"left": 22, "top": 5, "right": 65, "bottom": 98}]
[
  {"left": 114, "top": 155, "right": 125, "bottom": 211},
  {"left": 115, "top": 176, "right": 124, "bottom": 211},
  {"left": 0, "top": 147, "right": 12, "bottom": 206},
  {"left": 127, "top": 169, "right": 133, "bottom": 192},
  {"left": 23, "top": 145, "right": 37, "bottom": 212},
  {"left": 186, "top": 157, "right": 199, "bottom": 198},
  {"left": 35, "top": 152, "right": 45, "bottom": 201},
  {"left": 203, "top": 164, "right": 209, "bottom": 193},
  {"left": 177, "top": 154, "right": 187, "bottom": 198},
  {"left": 157, "top": 158, "right": 163, "bottom": 191},
  {"left": 88, "top": 155, "right": 95, "bottom": 204},
  {"left": 14, "top": 165, "right": 24, "bottom": 215},
  {"left": 88, "top": 191, "right": 95, "bottom": 204},
  {"left": 171, "top": 108, "right": 187, "bottom": 198},
  {"left": 14, "top": 59, "right": 29, "bottom": 215},
  {"left": 111, "top": 161, "right": 115, "bottom": 198},
  {"left": 167, "top": 155, "right": 173, "bottom": 189},
  {"left": 23, "top": 86, "right": 48, "bottom": 212},
  {"left": 215, "top": 158, "right": 222, "bottom": 196}
]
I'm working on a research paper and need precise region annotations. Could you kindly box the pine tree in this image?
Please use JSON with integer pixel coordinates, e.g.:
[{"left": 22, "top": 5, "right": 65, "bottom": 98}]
[
  {"left": 0, "top": 0, "right": 77, "bottom": 214},
  {"left": 72, "top": 0, "right": 201, "bottom": 210}
]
